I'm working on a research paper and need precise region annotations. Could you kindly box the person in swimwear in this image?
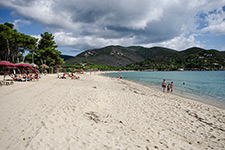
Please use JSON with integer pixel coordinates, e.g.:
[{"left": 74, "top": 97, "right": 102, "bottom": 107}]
[
  {"left": 162, "top": 79, "right": 167, "bottom": 93},
  {"left": 171, "top": 82, "right": 174, "bottom": 93},
  {"left": 167, "top": 84, "right": 171, "bottom": 92}
]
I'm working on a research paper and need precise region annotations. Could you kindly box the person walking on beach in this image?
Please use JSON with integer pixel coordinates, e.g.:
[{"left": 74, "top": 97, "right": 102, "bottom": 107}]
[
  {"left": 162, "top": 79, "right": 167, "bottom": 93},
  {"left": 171, "top": 82, "right": 174, "bottom": 93}
]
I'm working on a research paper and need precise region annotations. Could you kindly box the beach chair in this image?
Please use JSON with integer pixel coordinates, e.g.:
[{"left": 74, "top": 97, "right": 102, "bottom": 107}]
[
  {"left": 6, "top": 79, "right": 14, "bottom": 85},
  {"left": 0, "top": 80, "right": 14, "bottom": 87}
]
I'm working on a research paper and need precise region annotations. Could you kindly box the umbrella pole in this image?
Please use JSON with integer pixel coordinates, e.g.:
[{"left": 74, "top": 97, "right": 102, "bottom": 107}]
[{"left": 3, "top": 70, "right": 8, "bottom": 81}]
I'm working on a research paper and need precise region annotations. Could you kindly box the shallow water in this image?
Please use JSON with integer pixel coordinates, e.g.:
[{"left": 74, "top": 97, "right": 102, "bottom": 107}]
[{"left": 105, "top": 71, "right": 225, "bottom": 105}]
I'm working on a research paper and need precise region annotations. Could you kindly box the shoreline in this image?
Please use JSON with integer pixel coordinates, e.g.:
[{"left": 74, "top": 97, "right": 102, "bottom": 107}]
[
  {"left": 100, "top": 71, "right": 225, "bottom": 110},
  {"left": 126, "top": 79, "right": 225, "bottom": 110},
  {"left": 0, "top": 73, "right": 224, "bottom": 149}
]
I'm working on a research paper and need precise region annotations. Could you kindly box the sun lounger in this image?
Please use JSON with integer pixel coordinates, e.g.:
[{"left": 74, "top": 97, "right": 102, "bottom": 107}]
[{"left": 0, "top": 80, "right": 14, "bottom": 87}]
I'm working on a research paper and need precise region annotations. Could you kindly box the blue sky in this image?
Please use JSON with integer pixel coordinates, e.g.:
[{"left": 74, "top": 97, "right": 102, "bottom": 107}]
[
  {"left": 0, "top": 0, "right": 225, "bottom": 56},
  {"left": 0, "top": 9, "right": 44, "bottom": 35}
]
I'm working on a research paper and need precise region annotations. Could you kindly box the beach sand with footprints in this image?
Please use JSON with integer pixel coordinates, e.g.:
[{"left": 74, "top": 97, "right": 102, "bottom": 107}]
[{"left": 0, "top": 73, "right": 224, "bottom": 150}]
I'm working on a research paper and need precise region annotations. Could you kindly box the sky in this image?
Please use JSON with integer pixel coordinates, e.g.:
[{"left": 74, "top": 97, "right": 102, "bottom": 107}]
[{"left": 0, "top": 0, "right": 225, "bottom": 56}]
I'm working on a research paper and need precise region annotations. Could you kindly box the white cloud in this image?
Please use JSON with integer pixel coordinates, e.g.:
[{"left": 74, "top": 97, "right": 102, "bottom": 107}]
[
  {"left": 202, "top": 22, "right": 225, "bottom": 35},
  {"left": 53, "top": 32, "right": 78, "bottom": 47},
  {"left": 0, "top": 0, "right": 224, "bottom": 51},
  {"left": 13, "top": 19, "right": 31, "bottom": 31},
  {"left": 141, "top": 34, "right": 202, "bottom": 50},
  {"left": 30, "top": 34, "right": 41, "bottom": 41},
  {"left": 53, "top": 30, "right": 202, "bottom": 51},
  {"left": 200, "top": 6, "right": 225, "bottom": 35},
  {"left": 53, "top": 31, "right": 135, "bottom": 50}
]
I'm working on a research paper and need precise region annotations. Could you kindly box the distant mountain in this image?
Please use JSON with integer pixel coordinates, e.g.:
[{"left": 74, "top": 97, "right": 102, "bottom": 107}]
[
  {"left": 127, "top": 47, "right": 225, "bottom": 71},
  {"left": 65, "top": 45, "right": 225, "bottom": 70},
  {"left": 65, "top": 45, "right": 179, "bottom": 66},
  {"left": 65, "top": 45, "right": 144, "bottom": 66},
  {"left": 60, "top": 54, "right": 74, "bottom": 61},
  {"left": 129, "top": 46, "right": 178, "bottom": 59}
]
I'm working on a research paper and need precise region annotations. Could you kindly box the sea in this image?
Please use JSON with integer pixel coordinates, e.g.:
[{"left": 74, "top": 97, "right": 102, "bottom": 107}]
[{"left": 104, "top": 71, "right": 225, "bottom": 108}]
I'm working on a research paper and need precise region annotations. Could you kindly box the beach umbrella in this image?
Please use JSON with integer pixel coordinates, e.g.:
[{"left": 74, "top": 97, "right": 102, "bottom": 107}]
[
  {"left": 33, "top": 67, "right": 37, "bottom": 73},
  {"left": 16, "top": 62, "right": 33, "bottom": 74},
  {"left": 0, "top": 61, "right": 17, "bottom": 81},
  {"left": 40, "top": 64, "right": 49, "bottom": 69},
  {"left": 30, "top": 63, "right": 39, "bottom": 68},
  {"left": 24, "top": 63, "right": 39, "bottom": 73},
  {"left": 16, "top": 62, "right": 33, "bottom": 69},
  {"left": 0, "top": 61, "right": 17, "bottom": 68}
]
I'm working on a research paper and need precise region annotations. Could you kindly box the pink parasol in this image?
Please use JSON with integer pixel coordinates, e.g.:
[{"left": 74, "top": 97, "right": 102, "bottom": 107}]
[
  {"left": 0, "top": 61, "right": 17, "bottom": 81},
  {"left": 0, "top": 61, "right": 17, "bottom": 68},
  {"left": 16, "top": 63, "right": 32, "bottom": 69}
]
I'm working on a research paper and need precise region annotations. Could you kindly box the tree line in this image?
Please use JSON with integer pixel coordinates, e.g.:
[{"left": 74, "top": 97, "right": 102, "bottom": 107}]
[{"left": 0, "top": 22, "right": 64, "bottom": 67}]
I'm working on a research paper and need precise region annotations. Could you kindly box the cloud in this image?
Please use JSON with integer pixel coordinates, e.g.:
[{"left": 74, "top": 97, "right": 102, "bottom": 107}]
[
  {"left": 200, "top": 6, "right": 225, "bottom": 35},
  {"left": 52, "top": 30, "right": 202, "bottom": 51},
  {"left": 53, "top": 31, "right": 135, "bottom": 50},
  {"left": 0, "top": 0, "right": 224, "bottom": 51},
  {"left": 30, "top": 34, "right": 41, "bottom": 40},
  {"left": 141, "top": 33, "right": 203, "bottom": 50},
  {"left": 12, "top": 19, "right": 31, "bottom": 31},
  {"left": 202, "top": 22, "right": 225, "bottom": 35}
]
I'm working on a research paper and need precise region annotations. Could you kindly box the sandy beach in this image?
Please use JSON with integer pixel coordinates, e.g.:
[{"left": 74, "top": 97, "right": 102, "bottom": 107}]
[{"left": 0, "top": 73, "right": 224, "bottom": 150}]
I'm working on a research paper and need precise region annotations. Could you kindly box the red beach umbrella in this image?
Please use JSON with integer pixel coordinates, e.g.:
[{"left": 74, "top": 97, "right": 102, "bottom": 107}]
[
  {"left": 0, "top": 61, "right": 17, "bottom": 68},
  {"left": 16, "top": 63, "right": 32, "bottom": 69},
  {"left": 0, "top": 61, "right": 17, "bottom": 81}
]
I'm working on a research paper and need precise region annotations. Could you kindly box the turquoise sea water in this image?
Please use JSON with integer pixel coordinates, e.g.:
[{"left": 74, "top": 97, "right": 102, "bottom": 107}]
[{"left": 105, "top": 71, "right": 225, "bottom": 105}]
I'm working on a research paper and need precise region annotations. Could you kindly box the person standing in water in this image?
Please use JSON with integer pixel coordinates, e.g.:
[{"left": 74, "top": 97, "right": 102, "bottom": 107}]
[
  {"left": 171, "top": 82, "right": 174, "bottom": 93},
  {"left": 167, "top": 84, "right": 171, "bottom": 92},
  {"left": 162, "top": 79, "right": 167, "bottom": 93}
]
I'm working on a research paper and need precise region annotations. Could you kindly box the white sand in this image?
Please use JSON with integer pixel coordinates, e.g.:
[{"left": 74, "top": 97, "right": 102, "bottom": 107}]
[{"left": 0, "top": 73, "right": 224, "bottom": 150}]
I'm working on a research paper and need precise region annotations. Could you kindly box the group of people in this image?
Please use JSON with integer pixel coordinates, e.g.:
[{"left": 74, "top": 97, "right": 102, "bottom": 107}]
[
  {"left": 117, "top": 74, "right": 123, "bottom": 79},
  {"left": 58, "top": 72, "right": 80, "bottom": 80},
  {"left": 10, "top": 72, "right": 39, "bottom": 82},
  {"left": 162, "top": 79, "right": 174, "bottom": 93}
]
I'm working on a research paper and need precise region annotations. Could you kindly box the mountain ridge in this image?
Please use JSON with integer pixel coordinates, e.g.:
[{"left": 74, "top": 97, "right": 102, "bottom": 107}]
[{"left": 64, "top": 45, "right": 225, "bottom": 70}]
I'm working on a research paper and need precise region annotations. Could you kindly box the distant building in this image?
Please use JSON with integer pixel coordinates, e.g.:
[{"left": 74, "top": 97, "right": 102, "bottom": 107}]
[
  {"left": 203, "top": 53, "right": 212, "bottom": 57},
  {"left": 178, "top": 68, "right": 184, "bottom": 71},
  {"left": 79, "top": 63, "right": 87, "bottom": 66}
]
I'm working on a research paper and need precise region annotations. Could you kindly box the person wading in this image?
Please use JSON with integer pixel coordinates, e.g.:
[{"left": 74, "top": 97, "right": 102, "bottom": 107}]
[{"left": 162, "top": 79, "right": 167, "bottom": 93}]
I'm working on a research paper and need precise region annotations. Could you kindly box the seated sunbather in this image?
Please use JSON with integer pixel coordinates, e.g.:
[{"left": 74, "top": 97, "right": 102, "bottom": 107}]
[
  {"left": 10, "top": 74, "right": 17, "bottom": 81},
  {"left": 27, "top": 73, "right": 34, "bottom": 81},
  {"left": 34, "top": 72, "right": 39, "bottom": 81},
  {"left": 71, "top": 73, "right": 80, "bottom": 80},
  {"left": 62, "top": 73, "right": 66, "bottom": 79}
]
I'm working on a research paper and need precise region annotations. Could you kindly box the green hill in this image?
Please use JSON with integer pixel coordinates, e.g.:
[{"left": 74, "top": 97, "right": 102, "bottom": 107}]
[
  {"left": 127, "top": 47, "right": 225, "bottom": 70},
  {"left": 65, "top": 45, "right": 144, "bottom": 66},
  {"left": 64, "top": 46, "right": 225, "bottom": 70},
  {"left": 65, "top": 45, "right": 179, "bottom": 66}
]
